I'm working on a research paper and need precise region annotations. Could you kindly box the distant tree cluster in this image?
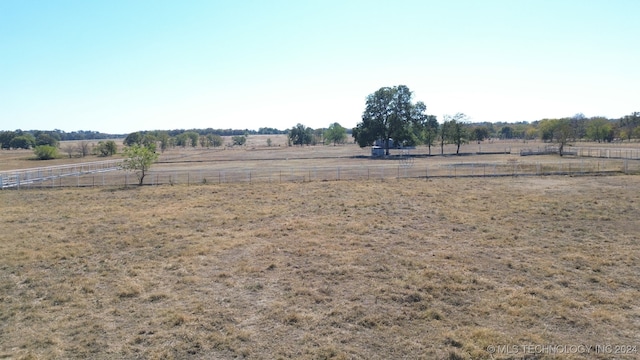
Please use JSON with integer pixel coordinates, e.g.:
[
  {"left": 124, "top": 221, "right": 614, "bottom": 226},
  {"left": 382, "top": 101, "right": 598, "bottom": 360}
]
[
  {"left": 467, "top": 113, "right": 636, "bottom": 144},
  {"left": 350, "top": 85, "right": 639, "bottom": 156},
  {"left": 121, "top": 128, "right": 288, "bottom": 152},
  {"left": 157, "top": 128, "right": 286, "bottom": 138},
  {"left": 0, "top": 130, "right": 58, "bottom": 150},
  {"left": 0, "top": 130, "right": 121, "bottom": 149},
  {"left": 284, "top": 123, "right": 348, "bottom": 147}
]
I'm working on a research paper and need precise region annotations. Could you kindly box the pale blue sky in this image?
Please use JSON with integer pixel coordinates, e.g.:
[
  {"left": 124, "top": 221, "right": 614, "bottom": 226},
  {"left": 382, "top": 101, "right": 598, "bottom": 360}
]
[{"left": 1, "top": 0, "right": 638, "bottom": 133}]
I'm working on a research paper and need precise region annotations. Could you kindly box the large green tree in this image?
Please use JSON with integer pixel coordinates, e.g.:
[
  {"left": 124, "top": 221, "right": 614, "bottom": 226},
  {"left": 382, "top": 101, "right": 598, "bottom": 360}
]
[{"left": 352, "top": 85, "right": 421, "bottom": 156}]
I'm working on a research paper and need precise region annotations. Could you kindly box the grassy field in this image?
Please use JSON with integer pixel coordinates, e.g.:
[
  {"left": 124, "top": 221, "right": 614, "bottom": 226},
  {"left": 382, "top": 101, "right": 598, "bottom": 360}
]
[
  {"left": 1, "top": 175, "right": 639, "bottom": 359},
  {"left": 4, "top": 137, "right": 638, "bottom": 189}
]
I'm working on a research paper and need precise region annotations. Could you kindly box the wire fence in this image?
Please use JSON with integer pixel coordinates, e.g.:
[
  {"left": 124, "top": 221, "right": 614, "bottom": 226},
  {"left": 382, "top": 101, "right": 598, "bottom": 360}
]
[
  {"left": 0, "top": 159, "right": 123, "bottom": 189},
  {"left": 520, "top": 146, "right": 640, "bottom": 159},
  {"left": 573, "top": 147, "right": 640, "bottom": 159},
  {"left": 4, "top": 159, "right": 639, "bottom": 189}
]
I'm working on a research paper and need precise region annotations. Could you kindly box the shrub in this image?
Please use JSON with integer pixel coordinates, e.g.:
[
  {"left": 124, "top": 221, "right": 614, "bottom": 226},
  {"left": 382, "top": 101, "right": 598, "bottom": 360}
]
[
  {"left": 96, "top": 140, "right": 117, "bottom": 157},
  {"left": 232, "top": 135, "right": 246, "bottom": 146},
  {"left": 33, "top": 145, "right": 59, "bottom": 160}
]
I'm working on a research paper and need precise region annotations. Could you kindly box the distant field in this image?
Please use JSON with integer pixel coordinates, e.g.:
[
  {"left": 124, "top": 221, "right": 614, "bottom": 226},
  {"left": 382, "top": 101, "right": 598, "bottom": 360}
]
[
  {"left": 2, "top": 136, "right": 639, "bottom": 173},
  {"left": 3, "top": 137, "right": 639, "bottom": 188},
  {"left": 1, "top": 176, "right": 639, "bottom": 359}
]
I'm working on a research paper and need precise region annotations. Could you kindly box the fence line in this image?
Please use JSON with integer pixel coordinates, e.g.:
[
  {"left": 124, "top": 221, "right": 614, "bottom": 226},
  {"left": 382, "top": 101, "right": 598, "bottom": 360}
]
[
  {"left": 5, "top": 159, "right": 638, "bottom": 189},
  {"left": 521, "top": 146, "right": 640, "bottom": 159},
  {"left": 135, "top": 159, "right": 640, "bottom": 186},
  {"left": 572, "top": 147, "right": 640, "bottom": 159},
  {"left": 0, "top": 159, "right": 123, "bottom": 189}
]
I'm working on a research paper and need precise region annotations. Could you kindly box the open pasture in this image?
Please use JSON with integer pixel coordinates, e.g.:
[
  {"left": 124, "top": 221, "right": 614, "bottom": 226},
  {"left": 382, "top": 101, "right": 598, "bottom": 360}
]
[
  {"left": 1, "top": 175, "right": 639, "bottom": 359},
  {"left": 3, "top": 138, "right": 639, "bottom": 188}
]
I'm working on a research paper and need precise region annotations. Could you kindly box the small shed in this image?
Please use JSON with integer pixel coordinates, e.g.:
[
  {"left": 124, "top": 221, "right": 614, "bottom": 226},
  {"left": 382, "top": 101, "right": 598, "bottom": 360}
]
[{"left": 371, "top": 146, "right": 385, "bottom": 157}]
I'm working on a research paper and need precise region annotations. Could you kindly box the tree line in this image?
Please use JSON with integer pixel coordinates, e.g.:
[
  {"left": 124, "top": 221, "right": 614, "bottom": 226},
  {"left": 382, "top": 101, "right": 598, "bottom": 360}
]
[
  {"left": 3, "top": 89, "right": 637, "bottom": 157},
  {"left": 0, "top": 130, "right": 122, "bottom": 149},
  {"left": 349, "top": 85, "right": 639, "bottom": 157}
]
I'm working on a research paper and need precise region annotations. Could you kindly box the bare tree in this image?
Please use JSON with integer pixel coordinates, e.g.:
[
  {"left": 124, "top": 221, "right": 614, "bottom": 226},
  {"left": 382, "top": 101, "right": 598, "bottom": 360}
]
[
  {"left": 79, "top": 141, "right": 91, "bottom": 157},
  {"left": 61, "top": 144, "right": 77, "bottom": 158}
]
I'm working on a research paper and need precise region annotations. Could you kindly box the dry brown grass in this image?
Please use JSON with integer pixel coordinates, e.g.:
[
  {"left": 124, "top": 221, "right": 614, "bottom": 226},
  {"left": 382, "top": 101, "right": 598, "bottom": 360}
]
[{"left": 1, "top": 175, "right": 639, "bottom": 359}]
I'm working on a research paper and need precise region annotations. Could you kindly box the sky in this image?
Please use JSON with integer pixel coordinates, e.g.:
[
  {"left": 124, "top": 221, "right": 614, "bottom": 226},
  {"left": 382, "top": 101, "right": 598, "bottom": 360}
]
[{"left": 1, "top": 0, "right": 638, "bottom": 134}]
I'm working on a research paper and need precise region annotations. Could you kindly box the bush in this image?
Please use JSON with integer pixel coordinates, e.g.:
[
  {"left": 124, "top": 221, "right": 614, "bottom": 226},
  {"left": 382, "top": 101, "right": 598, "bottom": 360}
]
[
  {"left": 232, "top": 135, "right": 246, "bottom": 146},
  {"left": 33, "top": 145, "right": 59, "bottom": 160},
  {"left": 95, "top": 140, "right": 117, "bottom": 156}
]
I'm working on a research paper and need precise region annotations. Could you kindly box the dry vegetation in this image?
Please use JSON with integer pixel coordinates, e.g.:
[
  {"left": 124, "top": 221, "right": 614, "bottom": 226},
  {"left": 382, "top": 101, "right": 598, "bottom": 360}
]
[{"left": 1, "top": 175, "right": 640, "bottom": 359}]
